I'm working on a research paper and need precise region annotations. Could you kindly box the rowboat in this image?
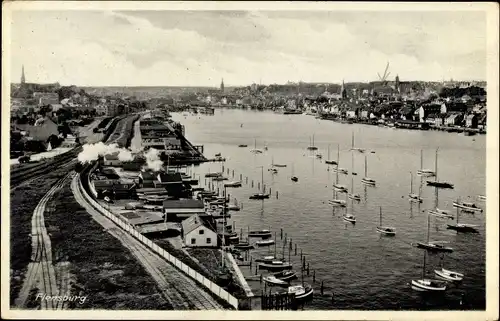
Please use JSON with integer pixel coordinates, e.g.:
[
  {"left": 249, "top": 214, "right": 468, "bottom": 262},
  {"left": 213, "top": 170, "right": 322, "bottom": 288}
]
[
  {"left": 258, "top": 260, "right": 292, "bottom": 271},
  {"left": 411, "top": 279, "right": 447, "bottom": 292},
  {"left": 256, "top": 239, "right": 275, "bottom": 247},
  {"left": 263, "top": 276, "right": 288, "bottom": 287},
  {"left": 434, "top": 268, "right": 464, "bottom": 282},
  {"left": 248, "top": 230, "right": 272, "bottom": 238},
  {"left": 273, "top": 270, "right": 298, "bottom": 281}
]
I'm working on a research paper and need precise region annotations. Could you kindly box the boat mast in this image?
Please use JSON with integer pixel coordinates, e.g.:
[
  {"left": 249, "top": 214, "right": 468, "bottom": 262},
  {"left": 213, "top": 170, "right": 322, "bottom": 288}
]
[
  {"left": 222, "top": 186, "right": 226, "bottom": 269},
  {"left": 328, "top": 144, "right": 330, "bottom": 160},
  {"left": 426, "top": 213, "right": 431, "bottom": 243},
  {"left": 364, "top": 155, "right": 368, "bottom": 177},
  {"left": 351, "top": 132, "right": 354, "bottom": 149},
  {"left": 379, "top": 206, "right": 382, "bottom": 226},
  {"left": 261, "top": 166, "right": 264, "bottom": 194},
  {"left": 435, "top": 148, "right": 439, "bottom": 181},
  {"left": 336, "top": 144, "right": 340, "bottom": 184},
  {"left": 456, "top": 198, "right": 460, "bottom": 224},
  {"left": 422, "top": 249, "right": 427, "bottom": 279},
  {"left": 410, "top": 172, "right": 413, "bottom": 194},
  {"left": 350, "top": 150, "right": 354, "bottom": 194},
  {"left": 420, "top": 149, "right": 423, "bottom": 169}
]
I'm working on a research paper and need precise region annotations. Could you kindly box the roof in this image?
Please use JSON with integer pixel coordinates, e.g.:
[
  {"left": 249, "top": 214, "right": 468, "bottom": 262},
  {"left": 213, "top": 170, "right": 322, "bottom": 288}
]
[
  {"left": 158, "top": 172, "right": 183, "bottom": 183},
  {"left": 163, "top": 199, "right": 204, "bottom": 209},
  {"left": 181, "top": 214, "right": 216, "bottom": 235},
  {"left": 104, "top": 152, "right": 120, "bottom": 160},
  {"left": 140, "top": 170, "right": 156, "bottom": 181}
]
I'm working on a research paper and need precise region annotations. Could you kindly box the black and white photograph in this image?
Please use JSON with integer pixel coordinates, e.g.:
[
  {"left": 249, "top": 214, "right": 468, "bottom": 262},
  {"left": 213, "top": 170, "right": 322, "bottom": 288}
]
[{"left": 2, "top": 1, "right": 498, "bottom": 319}]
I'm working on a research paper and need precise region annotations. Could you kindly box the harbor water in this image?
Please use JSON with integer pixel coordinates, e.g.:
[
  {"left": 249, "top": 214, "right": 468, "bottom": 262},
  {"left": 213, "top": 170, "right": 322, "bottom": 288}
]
[{"left": 170, "top": 109, "right": 486, "bottom": 310}]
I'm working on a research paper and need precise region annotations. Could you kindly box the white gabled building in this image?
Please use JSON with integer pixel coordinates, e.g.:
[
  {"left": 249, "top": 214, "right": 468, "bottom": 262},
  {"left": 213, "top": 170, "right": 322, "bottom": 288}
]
[{"left": 181, "top": 214, "right": 218, "bottom": 248}]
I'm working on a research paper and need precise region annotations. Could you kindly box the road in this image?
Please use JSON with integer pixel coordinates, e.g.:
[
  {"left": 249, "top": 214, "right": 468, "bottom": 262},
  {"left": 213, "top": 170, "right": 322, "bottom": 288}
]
[
  {"left": 71, "top": 174, "right": 224, "bottom": 310},
  {"left": 15, "top": 172, "right": 75, "bottom": 310}
]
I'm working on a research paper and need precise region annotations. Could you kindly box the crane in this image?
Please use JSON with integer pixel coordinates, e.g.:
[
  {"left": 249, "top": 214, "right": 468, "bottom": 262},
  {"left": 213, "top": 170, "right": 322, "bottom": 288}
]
[{"left": 377, "top": 62, "right": 391, "bottom": 85}]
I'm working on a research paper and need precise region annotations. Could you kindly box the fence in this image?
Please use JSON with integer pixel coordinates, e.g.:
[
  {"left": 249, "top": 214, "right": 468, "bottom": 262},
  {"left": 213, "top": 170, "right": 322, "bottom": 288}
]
[{"left": 78, "top": 170, "right": 239, "bottom": 309}]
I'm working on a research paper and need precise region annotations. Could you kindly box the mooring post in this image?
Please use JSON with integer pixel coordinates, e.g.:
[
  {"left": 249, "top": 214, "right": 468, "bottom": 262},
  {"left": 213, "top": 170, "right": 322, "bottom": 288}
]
[
  {"left": 232, "top": 170, "right": 234, "bottom": 177},
  {"left": 295, "top": 244, "right": 297, "bottom": 255},
  {"left": 252, "top": 180, "right": 254, "bottom": 188},
  {"left": 321, "top": 281, "right": 324, "bottom": 295},
  {"left": 313, "top": 270, "right": 316, "bottom": 282},
  {"left": 246, "top": 177, "right": 248, "bottom": 183},
  {"left": 240, "top": 173, "right": 242, "bottom": 180},
  {"left": 276, "top": 191, "right": 279, "bottom": 199},
  {"left": 307, "top": 263, "right": 310, "bottom": 276},
  {"left": 280, "top": 228, "right": 283, "bottom": 239},
  {"left": 269, "top": 188, "right": 272, "bottom": 194},
  {"left": 258, "top": 182, "right": 260, "bottom": 190}
]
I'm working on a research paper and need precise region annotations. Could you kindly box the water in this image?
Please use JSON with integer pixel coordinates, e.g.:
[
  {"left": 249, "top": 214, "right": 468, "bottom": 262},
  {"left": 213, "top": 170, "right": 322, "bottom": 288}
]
[{"left": 170, "top": 109, "right": 486, "bottom": 310}]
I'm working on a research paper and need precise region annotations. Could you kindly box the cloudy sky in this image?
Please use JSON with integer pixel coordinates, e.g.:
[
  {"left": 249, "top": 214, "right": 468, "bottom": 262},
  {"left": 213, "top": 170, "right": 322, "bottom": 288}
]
[{"left": 9, "top": 8, "right": 487, "bottom": 86}]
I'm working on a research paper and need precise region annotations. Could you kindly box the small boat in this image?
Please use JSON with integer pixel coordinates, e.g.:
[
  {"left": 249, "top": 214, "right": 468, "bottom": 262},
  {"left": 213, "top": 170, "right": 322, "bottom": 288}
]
[
  {"left": 306, "top": 134, "right": 318, "bottom": 150},
  {"left": 263, "top": 275, "right": 288, "bottom": 287},
  {"left": 332, "top": 167, "right": 349, "bottom": 175},
  {"left": 417, "top": 169, "right": 436, "bottom": 177},
  {"left": 228, "top": 235, "right": 240, "bottom": 244},
  {"left": 333, "top": 184, "right": 348, "bottom": 193},
  {"left": 249, "top": 193, "right": 270, "bottom": 200},
  {"left": 250, "top": 139, "right": 263, "bottom": 154},
  {"left": 256, "top": 239, "right": 275, "bottom": 247},
  {"left": 212, "top": 176, "right": 229, "bottom": 181},
  {"left": 376, "top": 207, "right": 396, "bottom": 236},
  {"left": 328, "top": 199, "right": 346, "bottom": 207},
  {"left": 215, "top": 153, "right": 221, "bottom": 157},
  {"left": 428, "top": 208, "right": 454, "bottom": 219},
  {"left": 412, "top": 241, "right": 447, "bottom": 292},
  {"left": 224, "top": 181, "right": 242, "bottom": 188},
  {"left": 258, "top": 260, "right": 293, "bottom": 271},
  {"left": 234, "top": 242, "right": 254, "bottom": 250},
  {"left": 248, "top": 230, "right": 272, "bottom": 238},
  {"left": 350, "top": 148, "right": 365, "bottom": 153},
  {"left": 273, "top": 270, "right": 298, "bottom": 281},
  {"left": 325, "top": 160, "right": 338, "bottom": 165},
  {"left": 411, "top": 279, "right": 447, "bottom": 292},
  {"left": 273, "top": 164, "right": 287, "bottom": 168},
  {"left": 361, "top": 154, "right": 376, "bottom": 186},
  {"left": 447, "top": 199, "right": 479, "bottom": 233},
  {"left": 408, "top": 172, "right": 423, "bottom": 203},
  {"left": 416, "top": 241, "right": 453, "bottom": 253},
  {"left": 426, "top": 148, "right": 454, "bottom": 189},
  {"left": 227, "top": 204, "right": 241, "bottom": 211},
  {"left": 434, "top": 268, "right": 464, "bottom": 282},
  {"left": 238, "top": 144, "right": 248, "bottom": 147},
  {"left": 205, "top": 172, "right": 223, "bottom": 178},
  {"left": 477, "top": 195, "right": 486, "bottom": 201},
  {"left": 277, "top": 284, "right": 314, "bottom": 301},
  {"left": 452, "top": 201, "right": 483, "bottom": 213},
  {"left": 291, "top": 176, "right": 298, "bottom": 182},
  {"left": 255, "top": 255, "right": 277, "bottom": 263},
  {"left": 316, "top": 154, "right": 323, "bottom": 159},
  {"left": 343, "top": 214, "right": 356, "bottom": 223},
  {"left": 268, "top": 168, "right": 278, "bottom": 174}
]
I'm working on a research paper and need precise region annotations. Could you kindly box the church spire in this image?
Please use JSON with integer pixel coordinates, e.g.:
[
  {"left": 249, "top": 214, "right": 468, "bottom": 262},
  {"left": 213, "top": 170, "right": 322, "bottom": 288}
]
[
  {"left": 21, "top": 65, "right": 26, "bottom": 84},
  {"left": 220, "top": 78, "right": 224, "bottom": 93}
]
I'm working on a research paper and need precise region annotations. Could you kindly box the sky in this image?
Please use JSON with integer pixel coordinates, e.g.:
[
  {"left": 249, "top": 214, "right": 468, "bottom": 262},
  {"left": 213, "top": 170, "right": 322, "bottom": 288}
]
[{"left": 9, "top": 9, "right": 487, "bottom": 87}]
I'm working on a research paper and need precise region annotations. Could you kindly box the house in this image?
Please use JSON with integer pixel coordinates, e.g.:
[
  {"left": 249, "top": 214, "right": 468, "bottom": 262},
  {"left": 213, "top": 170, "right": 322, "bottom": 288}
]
[
  {"left": 181, "top": 214, "right": 218, "bottom": 248},
  {"left": 33, "top": 92, "right": 59, "bottom": 106},
  {"left": 425, "top": 114, "right": 442, "bottom": 126},
  {"left": 465, "top": 114, "right": 478, "bottom": 128},
  {"left": 419, "top": 104, "right": 442, "bottom": 122},
  {"left": 163, "top": 199, "right": 206, "bottom": 222},
  {"left": 103, "top": 152, "right": 121, "bottom": 167},
  {"left": 346, "top": 109, "right": 357, "bottom": 119},
  {"left": 139, "top": 170, "right": 157, "bottom": 188},
  {"left": 156, "top": 172, "right": 188, "bottom": 198},
  {"left": 360, "top": 110, "right": 369, "bottom": 119},
  {"left": 444, "top": 113, "right": 463, "bottom": 126}
]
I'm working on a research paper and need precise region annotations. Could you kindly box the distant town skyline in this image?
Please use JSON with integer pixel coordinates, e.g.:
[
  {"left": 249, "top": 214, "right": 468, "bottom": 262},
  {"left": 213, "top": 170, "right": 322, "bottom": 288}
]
[{"left": 9, "top": 7, "right": 488, "bottom": 87}]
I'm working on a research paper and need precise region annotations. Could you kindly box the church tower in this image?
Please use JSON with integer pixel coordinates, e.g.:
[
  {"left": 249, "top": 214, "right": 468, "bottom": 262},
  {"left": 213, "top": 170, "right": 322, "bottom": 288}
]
[
  {"left": 395, "top": 74, "right": 400, "bottom": 93},
  {"left": 21, "top": 65, "right": 26, "bottom": 84},
  {"left": 341, "top": 79, "right": 347, "bottom": 100},
  {"left": 220, "top": 78, "right": 224, "bottom": 93}
]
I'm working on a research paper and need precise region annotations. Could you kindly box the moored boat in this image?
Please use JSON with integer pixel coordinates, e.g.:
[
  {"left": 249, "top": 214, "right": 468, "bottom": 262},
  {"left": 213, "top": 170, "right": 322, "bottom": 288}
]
[
  {"left": 328, "top": 199, "right": 346, "bottom": 207},
  {"left": 343, "top": 214, "right": 356, "bottom": 223},
  {"left": 376, "top": 207, "right": 396, "bottom": 236},
  {"left": 258, "top": 260, "right": 293, "bottom": 271},
  {"left": 248, "top": 230, "right": 272, "bottom": 238},
  {"left": 452, "top": 201, "right": 483, "bottom": 212},
  {"left": 224, "top": 181, "right": 242, "bottom": 188},
  {"left": 477, "top": 195, "right": 486, "bottom": 201},
  {"left": 273, "top": 270, "right": 298, "bottom": 281},
  {"left": 234, "top": 242, "right": 254, "bottom": 250},
  {"left": 249, "top": 193, "right": 270, "bottom": 200},
  {"left": 415, "top": 241, "right": 453, "bottom": 253},
  {"left": 238, "top": 144, "right": 248, "bottom": 147},
  {"left": 263, "top": 275, "right": 288, "bottom": 287},
  {"left": 411, "top": 279, "right": 447, "bottom": 292},
  {"left": 255, "top": 255, "right": 276, "bottom": 263},
  {"left": 276, "top": 284, "right": 314, "bottom": 301},
  {"left": 333, "top": 184, "right": 348, "bottom": 193},
  {"left": 428, "top": 208, "right": 454, "bottom": 219},
  {"left": 434, "top": 268, "right": 464, "bottom": 282},
  {"left": 256, "top": 239, "right": 275, "bottom": 247}
]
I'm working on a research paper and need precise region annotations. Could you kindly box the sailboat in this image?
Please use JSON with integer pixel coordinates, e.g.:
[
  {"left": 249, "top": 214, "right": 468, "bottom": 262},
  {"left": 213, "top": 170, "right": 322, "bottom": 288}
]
[
  {"left": 343, "top": 193, "right": 356, "bottom": 223},
  {"left": 361, "top": 154, "right": 376, "bottom": 186},
  {"left": 452, "top": 199, "right": 483, "bottom": 213},
  {"left": 428, "top": 184, "right": 453, "bottom": 219},
  {"left": 333, "top": 144, "right": 348, "bottom": 193},
  {"left": 376, "top": 206, "right": 396, "bottom": 236},
  {"left": 347, "top": 150, "right": 361, "bottom": 201},
  {"left": 249, "top": 167, "right": 270, "bottom": 199},
  {"left": 417, "top": 149, "right": 436, "bottom": 177},
  {"left": 306, "top": 134, "right": 318, "bottom": 150},
  {"left": 411, "top": 250, "right": 447, "bottom": 292},
  {"left": 447, "top": 198, "right": 479, "bottom": 233},
  {"left": 408, "top": 172, "right": 423, "bottom": 203},
  {"left": 250, "top": 138, "right": 263, "bottom": 154},
  {"left": 325, "top": 144, "right": 338, "bottom": 165},
  {"left": 426, "top": 148, "right": 454, "bottom": 189},
  {"left": 434, "top": 255, "right": 464, "bottom": 282},
  {"left": 291, "top": 163, "right": 298, "bottom": 182},
  {"left": 329, "top": 152, "right": 347, "bottom": 207},
  {"left": 350, "top": 132, "right": 365, "bottom": 153},
  {"left": 415, "top": 213, "right": 454, "bottom": 253}
]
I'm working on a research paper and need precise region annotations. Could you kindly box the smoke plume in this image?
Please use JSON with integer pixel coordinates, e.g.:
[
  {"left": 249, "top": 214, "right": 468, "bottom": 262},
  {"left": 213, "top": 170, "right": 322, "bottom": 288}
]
[
  {"left": 143, "top": 148, "right": 163, "bottom": 172},
  {"left": 78, "top": 142, "right": 135, "bottom": 163}
]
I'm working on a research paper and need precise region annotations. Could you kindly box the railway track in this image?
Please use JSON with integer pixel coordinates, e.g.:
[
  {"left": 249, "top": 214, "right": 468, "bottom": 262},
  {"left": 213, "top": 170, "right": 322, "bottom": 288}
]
[
  {"left": 71, "top": 174, "right": 223, "bottom": 310},
  {"left": 15, "top": 172, "right": 75, "bottom": 310}
]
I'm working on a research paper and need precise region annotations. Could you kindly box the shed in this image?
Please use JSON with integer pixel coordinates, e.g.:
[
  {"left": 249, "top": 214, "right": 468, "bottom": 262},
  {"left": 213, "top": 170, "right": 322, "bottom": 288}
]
[{"left": 181, "top": 214, "right": 218, "bottom": 248}]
